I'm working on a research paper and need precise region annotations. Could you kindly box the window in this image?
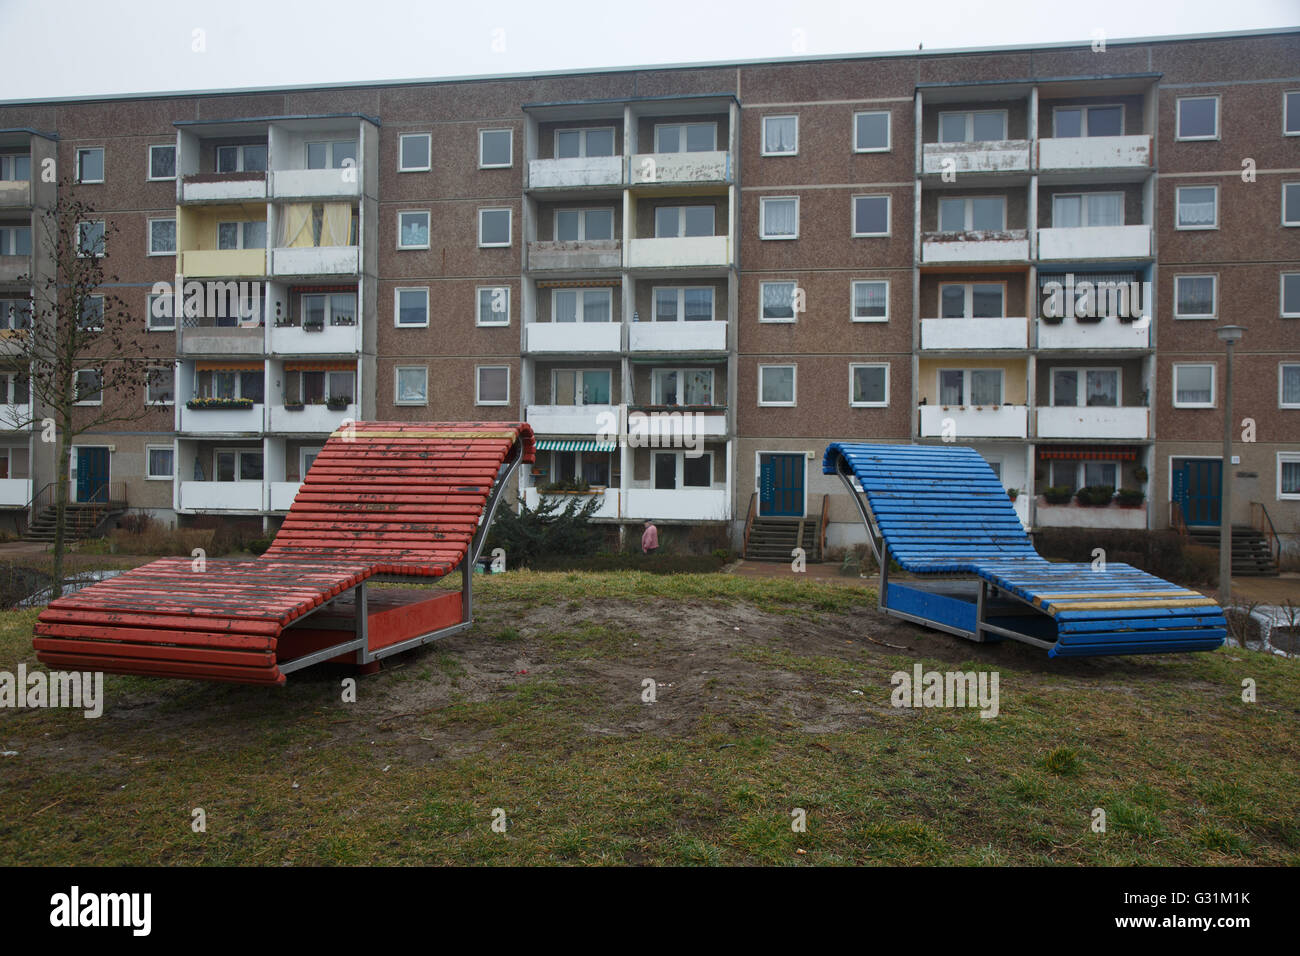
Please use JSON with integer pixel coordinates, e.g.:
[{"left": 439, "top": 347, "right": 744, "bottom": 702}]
[
  {"left": 397, "top": 211, "right": 430, "bottom": 249},
  {"left": 0, "top": 370, "right": 29, "bottom": 405},
  {"left": 399, "top": 133, "right": 431, "bottom": 172},
  {"left": 758, "top": 365, "right": 796, "bottom": 406},
  {"left": 478, "top": 208, "right": 511, "bottom": 247},
  {"left": 652, "top": 368, "right": 713, "bottom": 406},
  {"left": 552, "top": 288, "right": 611, "bottom": 323},
  {"left": 1052, "top": 105, "right": 1123, "bottom": 137},
  {"left": 1284, "top": 183, "right": 1300, "bottom": 227},
  {"left": 653, "top": 123, "right": 715, "bottom": 153},
  {"left": 146, "top": 445, "right": 174, "bottom": 480},
  {"left": 759, "top": 281, "right": 797, "bottom": 322},
  {"left": 146, "top": 366, "right": 174, "bottom": 405},
  {"left": 306, "top": 140, "right": 357, "bottom": 169},
  {"left": 549, "top": 449, "right": 612, "bottom": 487},
  {"left": 217, "top": 220, "right": 266, "bottom": 249},
  {"left": 477, "top": 286, "right": 510, "bottom": 326},
  {"left": 76, "top": 220, "right": 105, "bottom": 257},
  {"left": 762, "top": 115, "right": 798, "bottom": 155},
  {"left": 1176, "top": 96, "right": 1219, "bottom": 140},
  {"left": 147, "top": 293, "right": 174, "bottom": 331},
  {"left": 76, "top": 147, "right": 104, "bottom": 183},
  {"left": 1050, "top": 367, "right": 1119, "bottom": 407},
  {"left": 476, "top": 365, "right": 509, "bottom": 405},
  {"left": 148, "top": 218, "right": 176, "bottom": 255},
  {"left": 938, "top": 110, "right": 1007, "bottom": 143},
  {"left": 654, "top": 205, "right": 713, "bottom": 238},
  {"left": 1173, "top": 363, "right": 1215, "bottom": 407},
  {"left": 1174, "top": 275, "right": 1217, "bottom": 319},
  {"left": 479, "top": 129, "right": 512, "bottom": 168},
  {"left": 79, "top": 295, "right": 104, "bottom": 330},
  {"left": 394, "top": 366, "right": 427, "bottom": 404},
  {"left": 555, "top": 207, "right": 614, "bottom": 241},
  {"left": 940, "top": 283, "right": 1004, "bottom": 319},
  {"left": 284, "top": 368, "right": 354, "bottom": 405},
  {"left": 939, "top": 369, "right": 1003, "bottom": 405},
  {"left": 0, "top": 225, "right": 31, "bottom": 256},
  {"left": 215, "top": 144, "right": 267, "bottom": 173},
  {"left": 148, "top": 144, "right": 176, "bottom": 180},
  {"left": 216, "top": 449, "right": 263, "bottom": 482},
  {"left": 854, "top": 111, "right": 890, "bottom": 152},
  {"left": 554, "top": 369, "right": 612, "bottom": 406},
  {"left": 0, "top": 153, "right": 30, "bottom": 181},
  {"left": 557, "top": 127, "right": 617, "bottom": 158},
  {"left": 683, "top": 453, "right": 712, "bottom": 488},
  {"left": 300, "top": 292, "right": 356, "bottom": 329},
  {"left": 760, "top": 196, "right": 798, "bottom": 240},
  {"left": 395, "top": 288, "right": 429, "bottom": 327},
  {"left": 195, "top": 368, "right": 263, "bottom": 403},
  {"left": 1280, "top": 364, "right": 1300, "bottom": 408},
  {"left": 939, "top": 195, "right": 1004, "bottom": 232},
  {"left": 852, "top": 280, "right": 889, "bottom": 322},
  {"left": 74, "top": 368, "right": 103, "bottom": 405},
  {"left": 852, "top": 195, "right": 890, "bottom": 236},
  {"left": 1175, "top": 186, "right": 1218, "bottom": 230},
  {"left": 1052, "top": 192, "right": 1123, "bottom": 228},
  {"left": 0, "top": 297, "right": 32, "bottom": 330},
  {"left": 652, "top": 286, "right": 714, "bottom": 322},
  {"left": 1287, "top": 92, "right": 1300, "bottom": 136},
  {"left": 850, "top": 364, "right": 888, "bottom": 407},
  {"left": 1280, "top": 453, "right": 1300, "bottom": 499},
  {"left": 1284, "top": 274, "right": 1300, "bottom": 317}
]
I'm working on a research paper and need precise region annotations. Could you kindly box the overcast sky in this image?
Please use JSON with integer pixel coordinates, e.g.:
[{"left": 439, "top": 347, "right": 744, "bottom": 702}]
[{"left": 1, "top": 0, "right": 1297, "bottom": 102}]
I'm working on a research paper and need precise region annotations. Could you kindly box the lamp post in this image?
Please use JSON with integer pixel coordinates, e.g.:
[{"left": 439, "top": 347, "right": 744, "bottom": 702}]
[{"left": 1215, "top": 324, "right": 1245, "bottom": 607}]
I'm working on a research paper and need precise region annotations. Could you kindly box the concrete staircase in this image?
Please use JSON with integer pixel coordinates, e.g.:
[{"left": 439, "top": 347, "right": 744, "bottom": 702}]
[
  {"left": 23, "top": 503, "right": 118, "bottom": 543},
  {"left": 1187, "top": 525, "right": 1280, "bottom": 577},
  {"left": 744, "top": 515, "right": 823, "bottom": 563}
]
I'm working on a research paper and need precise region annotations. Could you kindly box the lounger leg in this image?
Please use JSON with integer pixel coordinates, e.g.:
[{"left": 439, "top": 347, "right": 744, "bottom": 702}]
[{"left": 353, "top": 582, "right": 376, "bottom": 672}]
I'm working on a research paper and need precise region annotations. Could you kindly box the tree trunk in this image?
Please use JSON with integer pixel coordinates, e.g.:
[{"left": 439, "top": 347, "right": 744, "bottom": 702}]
[{"left": 51, "top": 430, "right": 71, "bottom": 600}]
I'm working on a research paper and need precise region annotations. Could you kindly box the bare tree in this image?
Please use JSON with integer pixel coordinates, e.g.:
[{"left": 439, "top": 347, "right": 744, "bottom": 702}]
[{"left": 1, "top": 180, "right": 165, "bottom": 596}]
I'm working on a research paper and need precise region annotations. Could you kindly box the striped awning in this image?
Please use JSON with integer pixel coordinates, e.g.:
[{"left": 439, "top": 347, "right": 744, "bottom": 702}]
[
  {"left": 536, "top": 440, "right": 617, "bottom": 452},
  {"left": 285, "top": 360, "right": 355, "bottom": 372},
  {"left": 535, "top": 279, "right": 621, "bottom": 289},
  {"left": 291, "top": 285, "right": 356, "bottom": 294},
  {"left": 1038, "top": 445, "right": 1139, "bottom": 461},
  {"left": 195, "top": 360, "right": 262, "bottom": 372}
]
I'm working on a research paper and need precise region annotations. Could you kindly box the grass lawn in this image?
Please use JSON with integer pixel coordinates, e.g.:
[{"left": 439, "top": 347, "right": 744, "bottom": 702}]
[{"left": 1, "top": 569, "right": 1297, "bottom": 865}]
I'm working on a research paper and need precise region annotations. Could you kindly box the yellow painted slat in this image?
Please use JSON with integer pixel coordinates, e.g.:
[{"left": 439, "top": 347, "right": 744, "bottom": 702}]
[{"left": 1046, "top": 598, "right": 1219, "bottom": 613}]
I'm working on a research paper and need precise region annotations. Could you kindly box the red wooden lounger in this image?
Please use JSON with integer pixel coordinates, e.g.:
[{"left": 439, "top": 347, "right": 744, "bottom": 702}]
[{"left": 32, "top": 422, "right": 534, "bottom": 685}]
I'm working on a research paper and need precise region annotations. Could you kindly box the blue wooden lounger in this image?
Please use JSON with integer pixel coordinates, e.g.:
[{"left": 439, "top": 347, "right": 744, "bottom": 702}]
[{"left": 823, "top": 443, "right": 1226, "bottom": 657}]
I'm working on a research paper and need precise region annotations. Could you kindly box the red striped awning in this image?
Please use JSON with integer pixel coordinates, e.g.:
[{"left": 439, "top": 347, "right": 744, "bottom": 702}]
[
  {"left": 284, "top": 360, "right": 356, "bottom": 372},
  {"left": 195, "top": 360, "right": 263, "bottom": 372},
  {"left": 535, "top": 279, "right": 621, "bottom": 289},
  {"left": 291, "top": 285, "right": 356, "bottom": 294},
  {"left": 1037, "top": 445, "right": 1138, "bottom": 461}
]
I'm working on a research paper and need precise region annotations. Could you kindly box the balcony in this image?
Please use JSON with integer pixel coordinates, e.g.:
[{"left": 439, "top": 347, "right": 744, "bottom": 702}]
[
  {"left": 623, "top": 488, "right": 729, "bottom": 521},
  {"left": 270, "top": 481, "right": 302, "bottom": 511},
  {"left": 526, "top": 404, "right": 618, "bottom": 435},
  {"left": 178, "top": 249, "right": 266, "bottom": 278},
  {"left": 1037, "top": 225, "right": 1151, "bottom": 261},
  {"left": 921, "top": 231, "right": 1028, "bottom": 264},
  {"left": 919, "top": 404, "right": 1028, "bottom": 439},
  {"left": 527, "top": 239, "right": 621, "bottom": 272},
  {"left": 1037, "top": 316, "right": 1150, "bottom": 349},
  {"left": 524, "top": 487, "right": 621, "bottom": 520},
  {"left": 180, "top": 323, "right": 264, "bottom": 356},
  {"left": 1035, "top": 405, "right": 1149, "bottom": 440},
  {"left": 922, "top": 140, "right": 1031, "bottom": 177},
  {"left": 528, "top": 156, "right": 623, "bottom": 190},
  {"left": 0, "top": 254, "right": 30, "bottom": 283},
  {"left": 268, "top": 402, "right": 357, "bottom": 433},
  {"left": 0, "top": 403, "right": 31, "bottom": 429},
  {"left": 0, "top": 477, "right": 31, "bottom": 507},
  {"left": 627, "top": 407, "right": 727, "bottom": 439},
  {"left": 270, "top": 169, "right": 361, "bottom": 200},
  {"left": 626, "top": 235, "right": 730, "bottom": 270},
  {"left": 270, "top": 321, "right": 359, "bottom": 354},
  {"left": 179, "top": 402, "right": 265, "bottom": 434},
  {"left": 629, "top": 151, "right": 729, "bottom": 185},
  {"left": 1035, "top": 498, "right": 1148, "bottom": 530},
  {"left": 178, "top": 480, "right": 265, "bottom": 512},
  {"left": 525, "top": 322, "right": 621, "bottom": 353},
  {"left": 629, "top": 320, "right": 727, "bottom": 352},
  {"left": 0, "top": 180, "right": 31, "bottom": 207},
  {"left": 271, "top": 246, "right": 359, "bottom": 277},
  {"left": 1037, "top": 136, "right": 1151, "bottom": 176},
  {"left": 920, "top": 317, "right": 1027, "bottom": 350},
  {"left": 181, "top": 173, "right": 267, "bottom": 204}
]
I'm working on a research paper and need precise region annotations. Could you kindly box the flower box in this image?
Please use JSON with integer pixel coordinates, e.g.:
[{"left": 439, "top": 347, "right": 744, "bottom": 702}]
[{"left": 186, "top": 397, "right": 255, "bottom": 410}]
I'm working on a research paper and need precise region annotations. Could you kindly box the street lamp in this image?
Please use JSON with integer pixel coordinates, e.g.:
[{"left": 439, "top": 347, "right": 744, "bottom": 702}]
[{"left": 1215, "top": 324, "right": 1245, "bottom": 607}]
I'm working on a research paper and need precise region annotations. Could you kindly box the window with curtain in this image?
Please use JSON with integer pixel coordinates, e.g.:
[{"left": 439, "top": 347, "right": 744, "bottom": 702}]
[
  {"left": 654, "top": 123, "right": 716, "bottom": 153},
  {"left": 1053, "top": 192, "right": 1123, "bottom": 227},
  {"left": 760, "top": 197, "right": 797, "bottom": 238},
  {"left": 1177, "top": 187, "right": 1217, "bottom": 228},
  {"left": 759, "top": 366, "right": 795, "bottom": 404},
  {"left": 1083, "top": 462, "right": 1118, "bottom": 488},
  {"left": 1085, "top": 370, "right": 1119, "bottom": 406},
  {"left": 939, "top": 369, "right": 965, "bottom": 405},
  {"left": 1281, "top": 365, "right": 1300, "bottom": 406},
  {"left": 1174, "top": 275, "right": 1216, "bottom": 317},
  {"left": 851, "top": 365, "right": 888, "bottom": 406},
  {"left": 761, "top": 282, "right": 796, "bottom": 321},
  {"left": 853, "top": 280, "right": 888, "bottom": 320},
  {"left": 1282, "top": 459, "right": 1300, "bottom": 496},
  {"left": 1052, "top": 369, "right": 1079, "bottom": 406},
  {"left": 1174, "top": 364, "right": 1214, "bottom": 405},
  {"left": 970, "top": 369, "right": 1002, "bottom": 405},
  {"left": 763, "top": 116, "right": 798, "bottom": 154}
]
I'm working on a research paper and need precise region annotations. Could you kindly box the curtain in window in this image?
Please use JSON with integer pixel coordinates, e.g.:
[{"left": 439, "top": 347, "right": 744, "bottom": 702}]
[
  {"left": 939, "top": 370, "right": 964, "bottom": 405},
  {"left": 763, "top": 201, "right": 796, "bottom": 236},
  {"left": 762, "top": 283, "right": 794, "bottom": 319},
  {"left": 321, "top": 203, "right": 352, "bottom": 246},
  {"left": 280, "top": 204, "right": 314, "bottom": 248},
  {"left": 582, "top": 290, "right": 610, "bottom": 322},
  {"left": 1283, "top": 461, "right": 1300, "bottom": 495},
  {"left": 1052, "top": 195, "right": 1082, "bottom": 228},
  {"left": 1176, "top": 366, "right": 1212, "bottom": 403},
  {"left": 1087, "top": 193, "right": 1124, "bottom": 227},
  {"left": 1052, "top": 369, "right": 1079, "bottom": 406},
  {"left": 684, "top": 288, "right": 713, "bottom": 321},
  {"left": 654, "top": 288, "right": 678, "bottom": 321},
  {"left": 970, "top": 370, "right": 1002, "bottom": 405},
  {"left": 1179, "top": 190, "right": 1216, "bottom": 225},
  {"left": 655, "top": 370, "right": 678, "bottom": 405},
  {"left": 1283, "top": 366, "right": 1300, "bottom": 405},
  {"left": 855, "top": 282, "right": 886, "bottom": 318},
  {"left": 1083, "top": 463, "right": 1117, "bottom": 488},
  {"left": 1085, "top": 370, "right": 1119, "bottom": 406},
  {"left": 684, "top": 370, "right": 712, "bottom": 405},
  {"left": 764, "top": 119, "right": 795, "bottom": 153},
  {"left": 553, "top": 290, "right": 578, "bottom": 323}
]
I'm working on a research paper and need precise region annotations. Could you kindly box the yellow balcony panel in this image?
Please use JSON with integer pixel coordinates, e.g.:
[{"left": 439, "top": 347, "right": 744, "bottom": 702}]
[{"left": 179, "top": 248, "right": 266, "bottom": 278}]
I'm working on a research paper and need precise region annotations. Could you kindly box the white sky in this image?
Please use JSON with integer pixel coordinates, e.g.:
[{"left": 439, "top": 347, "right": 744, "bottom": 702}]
[{"left": 1, "top": 0, "right": 1297, "bottom": 102}]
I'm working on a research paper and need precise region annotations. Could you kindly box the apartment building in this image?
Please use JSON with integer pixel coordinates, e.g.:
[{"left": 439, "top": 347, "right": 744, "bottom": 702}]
[{"left": 0, "top": 27, "right": 1296, "bottom": 560}]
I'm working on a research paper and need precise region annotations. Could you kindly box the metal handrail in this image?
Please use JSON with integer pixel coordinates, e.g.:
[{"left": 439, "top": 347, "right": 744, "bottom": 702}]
[
  {"left": 1169, "top": 500, "right": 1190, "bottom": 540},
  {"left": 741, "top": 491, "right": 757, "bottom": 556},
  {"left": 1251, "top": 501, "right": 1281, "bottom": 564},
  {"left": 818, "top": 493, "right": 830, "bottom": 559}
]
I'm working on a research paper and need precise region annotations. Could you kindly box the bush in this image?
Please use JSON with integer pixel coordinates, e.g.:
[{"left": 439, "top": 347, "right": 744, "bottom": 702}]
[
  {"left": 1116, "top": 488, "right": 1145, "bottom": 507},
  {"left": 538, "top": 478, "right": 591, "bottom": 493},
  {"left": 1033, "top": 528, "right": 1218, "bottom": 586},
  {"left": 1042, "top": 485, "right": 1074, "bottom": 505},
  {"left": 117, "top": 512, "right": 155, "bottom": 535},
  {"left": 1075, "top": 485, "right": 1115, "bottom": 507},
  {"left": 247, "top": 537, "right": 274, "bottom": 556},
  {"left": 523, "top": 552, "right": 726, "bottom": 574},
  {"left": 486, "top": 492, "right": 602, "bottom": 568}
]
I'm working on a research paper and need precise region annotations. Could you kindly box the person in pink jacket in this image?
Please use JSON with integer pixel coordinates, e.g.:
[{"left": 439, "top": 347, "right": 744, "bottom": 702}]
[{"left": 641, "top": 520, "right": 659, "bottom": 554}]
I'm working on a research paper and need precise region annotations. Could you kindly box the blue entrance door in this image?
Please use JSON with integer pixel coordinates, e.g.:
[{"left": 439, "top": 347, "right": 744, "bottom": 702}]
[
  {"left": 759, "top": 453, "right": 804, "bottom": 517},
  {"left": 76, "top": 447, "right": 110, "bottom": 504},
  {"left": 1172, "top": 458, "right": 1221, "bottom": 526}
]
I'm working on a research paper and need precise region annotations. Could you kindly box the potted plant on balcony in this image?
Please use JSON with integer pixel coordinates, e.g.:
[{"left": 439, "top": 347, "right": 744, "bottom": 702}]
[
  {"left": 539, "top": 477, "right": 592, "bottom": 494},
  {"left": 1042, "top": 485, "right": 1073, "bottom": 505},
  {"left": 1075, "top": 485, "right": 1116, "bottom": 507},
  {"left": 186, "top": 396, "right": 254, "bottom": 410},
  {"left": 1116, "top": 488, "right": 1145, "bottom": 508},
  {"left": 282, "top": 400, "right": 305, "bottom": 411},
  {"left": 326, "top": 395, "right": 352, "bottom": 411},
  {"left": 303, "top": 318, "right": 325, "bottom": 332},
  {"left": 1006, "top": 488, "right": 1020, "bottom": 501},
  {"left": 274, "top": 316, "right": 298, "bottom": 328},
  {"left": 331, "top": 314, "right": 356, "bottom": 326},
  {"left": 1133, "top": 465, "right": 1149, "bottom": 484}
]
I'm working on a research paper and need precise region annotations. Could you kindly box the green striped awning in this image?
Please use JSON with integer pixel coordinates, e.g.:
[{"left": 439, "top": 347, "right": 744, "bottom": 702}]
[{"left": 535, "top": 440, "right": 617, "bottom": 452}]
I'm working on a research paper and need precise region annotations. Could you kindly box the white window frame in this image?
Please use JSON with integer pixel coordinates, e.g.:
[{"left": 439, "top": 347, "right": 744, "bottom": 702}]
[
  {"left": 1048, "top": 366, "right": 1122, "bottom": 407},
  {"left": 479, "top": 128, "right": 513, "bottom": 169},
  {"left": 849, "top": 363, "right": 889, "bottom": 408},
  {"left": 475, "top": 365, "right": 510, "bottom": 406},
  {"left": 1173, "top": 362, "right": 1216, "bottom": 409},
  {"left": 937, "top": 368, "right": 1004, "bottom": 406},
  {"left": 478, "top": 207, "right": 512, "bottom": 247},
  {"left": 145, "top": 365, "right": 175, "bottom": 406},
  {"left": 653, "top": 204, "right": 715, "bottom": 239},
  {"left": 761, "top": 115, "right": 799, "bottom": 156},
  {"left": 556, "top": 126, "right": 618, "bottom": 158},
  {"left": 76, "top": 220, "right": 105, "bottom": 258},
  {"left": 554, "top": 368, "right": 615, "bottom": 407},
  {"left": 1050, "top": 191, "right": 1125, "bottom": 228},
  {"left": 215, "top": 144, "right": 267, "bottom": 173},
  {"left": 1175, "top": 185, "right": 1219, "bottom": 231},
  {"left": 216, "top": 220, "right": 266, "bottom": 250},
  {"left": 851, "top": 279, "right": 890, "bottom": 323},
  {"left": 76, "top": 146, "right": 104, "bottom": 183},
  {"left": 147, "top": 144, "right": 176, "bottom": 181},
  {"left": 650, "top": 368, "right": 714, "bottom": 407},
  {"left": 758, "top": 364, "right": 797, "bottom": 407},
  {"left": 1283, "top": 182, "right": 1300, "bottom": 227},
  {"left": 79, "top": 294, "right": 105, "bottom": 331},
  {"left": 652, "top": 286, "right": 715, "bottom": 323},
  {"left": 1279, "top": 452, "right": 1300, "bottom": 501},
  {"left": 852, "top": 194, "right": 891, "bottom": 237},
  {"left": 145, "top": 444, "right": 174, "bottom": 480},
  {"left": 146, "top": 292, "right": 175, "bottom": 331},
  {"left": 758, "top": 281, "right": 798, "bottom": 324},
  {"left": 394, "top": 287, "right": 429, "bottom": 328},
  {"left": 853, "top": 110, "right": 891, "bottom": 153},
  {"left": 652, "top": 123, "right": 717, "bottom": 153},
  {"left": 1284, "top": 273, "right": 1300, "bottom": 318},
  {"left": 1173, "top": 274, "right": 1218, "bottom": 320},
  {"left": 0, "top": 224, "right": 31, "bottom": 256},
  {"left": 553, "top": 207, "right": 616, "bottom": 241},
  {"left": 394, "top": 365, "right": 428, "bottom": 405},
  {"left": 1287, "top": 91, "right": 1300, "bottom": 136},
  {"left": 74, "top": 368, "right": 103, "bottom": 406},
  {"left": 759, "top": 196, "right": 799, "bottom": 240},
  {"left": 938, "top": 281, "right": 1006, "bottom": 319},
  {"left": 1050, "top": 104, "right": 1126, "bottom": 138},
  {"left": 937, "top": 110, "right": 1008, "bottom": 143},
  {"left": 214, "top": 448, "right": 264, "bottom": 483},
  {"left": 305, "top": 140, "right": 358, "bottom": 170},
  {"left": 476, "top": 286, "right": 510, "bottom": 326},
  {"left": 939, "top": 195, "right": 1006, "bottom": 232},
  {"left": 300, "top": 446, "right": 324, "bottom": 479},
  {"left": 1176, "top": 95, "right": 1220, "bottom": 141},
  {"left": 398, "top": 133, "right": 432, "bottom": 172},
  {"left": 147, "top": 217, "right": 176, "bottom": 256},
  {"left": 551, "top": 287, "right": 612, "bottom": 324},
  {"left": 1279, "top": 363, "right": 1300, "bottom": 409},
  {"left": 195, "top": 368, "right": 263, "bottom": 403},
  {"left": 651, "top": 449, "right": 715, "bottom": 490},
  {"left": 0, "top": 153, "right": 31, "bottom": 181},
  {"left": 397, "top": 210, "right": 431, "bottom": 250}
]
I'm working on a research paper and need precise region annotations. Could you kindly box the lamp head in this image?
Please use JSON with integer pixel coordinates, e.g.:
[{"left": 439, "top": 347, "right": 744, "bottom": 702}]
[{"left": 1215, "top": 324, "right": 1245, "bottom": 344}]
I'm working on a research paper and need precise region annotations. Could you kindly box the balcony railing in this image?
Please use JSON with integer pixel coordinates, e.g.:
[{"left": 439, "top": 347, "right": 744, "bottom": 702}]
[
  {"left": 923, "top": 140, "right": 1032, "bottom": 176},
  {"left": 622, "top": 487, "right": 729, "bottom": 521},
  {"left": 270, "top": 245, "right": 359, "bottom": 277},
  {"left": 525, "top": 321, "right": 621, "bottom": 353},
  {"left": 1037, "top": 225, "right": 1151, "bottom": 261},
  {"left": 1037, "top": 316, "right": 1150, "bottom": 349},
  {"left": 524, "top": 486, "right": 621, "bottom": 520},
  {"left": 527, "top": 240, "right": 621, "bottom": 272},
  {"left": 1035, "top": 498, "right": 1147, "bottom": 530},
  {"left": 920, "top": 317, "right": 1027, "bottom": 350},
  {"left": 629, "top": 151, "right": 729, "bottom": 185},
  {"left": 269, "top": 320, "right": 359, "bottom": 354},
  {"left": 0, "top": 254, "right": 31, "bottom": 283},
  {"left": 1037, "top": 135, "right": 1151, "bottom": 174},
  {"left": 180, "top": 172, "right": 268, "bottom": 203},
  {"left": 178, "top": 249, "right": 267, "bottom": 278},
  {"left": 525, "top": 404, "right": 618, "bottom": 435},
  {"left": 270, "top": 480, "right": 302, "bottom": 511},
  {"left": 1035, "top": 405, "right": 1149, "bottom": 440},
  {"left": 921, "top": 230, "right": 1029, "bottom": 264},
  {"left": 268, "top": 401, "right": 357, "bottom": 432},
  {"left": 527, "top": 156, "right": 623, "bottom": 190},
  {"left": 178, "top": 401, "right": 266, "bottom": 434},
  {"left": 625, "top": 235, "right": 730, "bottom": 269},
  {"left": 270, "top": 169, "right": 361, "bottom": 200},
  {"left": 629, "top": 320, "right": 727, "bottom": 352},
  {"left": 0, "top": 180, "right": 32, "bottom": 207},
  {"left": 178, "top": 480, "right": 265, "bottom": 512},
  {"left": 0, "top": 477, "right": 32, "bottom": 507},
  {"left": 919, "top": 404, "right": 1028, "bottom": 438},
  {"left": 179, "top": 321, "right": 264, "bottom": 355}
]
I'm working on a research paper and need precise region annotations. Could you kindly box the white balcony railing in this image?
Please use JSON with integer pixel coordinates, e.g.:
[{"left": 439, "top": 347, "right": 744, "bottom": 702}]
[
  {"left": 1035, "top": 405, "right": 1149, "bottom": 440},
  {"left": 622, "top": 488, "right": 730, "bottom": 521},
  {"left": 1037, "top": 225, "right": 1151, "bottom": 261},
  {"left": 0, "top": 180, "right": 32, "bottom": 207},
  {"left": 525, "top": 404, "right": 618, "bottom": 435},
  {"left": 626, "top": 235, "right": 730, "bottom": 270},
  {"left": 179, "top": 402, "right": 266, "bottom": 434},
  {"left": 0, "top": 254, "right": 32, "bottom": 283},
  {"left": 629, "top": 151, "right": 729, "bottom": 185},
  {"left": 269, "top": 480, "right": 302, "bottom": 511},
  {"left": 524, "top": 487, "right": 621, "bottom": 520},
  {"left": 181, "top": 175, "right": 267, "bottom": 203},
  {"left": 922, "top": 232, "right": 1029, "bottom": 264},
  {"left": 268, "top": 402, "right": 357, "bottom": 433},
  {"left": 0, "top": 403, "right": 32, "bottom": 429},
  {"left": 527, "top": 240, "right": 621, "bottom": 272},
  {"left": 271, "top": 246, "right": 359, "bottom": 277},
  {"left": 1035, "top": 499, "right": 1148, "bottom": 530},
  {"left": 1037, "top": 135, "right": 1151, "bottom": 174},
  {"left": 178, "top": 480, "right": 265, "bottom": 512},
  {"left": 920, "top": 317, "right": 1027, "bottom": 350},
  {"left": 919, "top": 404, "right": 1028, "bottom": 439},
  {"left": 629, "top": 320, "right": 727, "bottom": 352},
  {"left": 1037, "top": 316, "right": 1150, "bottom": 349},
  {"left": 922, "top": 140, "right": 1031, "bottom": 176},
  {"left": 627, "top": 409, "right": 727, "bottom": 439},
  {"left": 528, "top": 156, "right": 623, "bottom": 190},
  {"left": 525, "top": 322, "right": 621, "bottom": 353},
  {"left": 179, "top": 325, "right": 265, "bottom": 356},
  {"left": 270, "top": 169, "right": 361, "bottom": 200},
  {"left": 0, "top": 477, "right": 32, "bottom": 507},
  {"left": 269, "top": 322, "right": 359, "bottom": 354}
]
